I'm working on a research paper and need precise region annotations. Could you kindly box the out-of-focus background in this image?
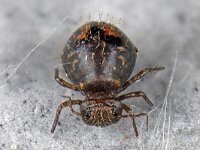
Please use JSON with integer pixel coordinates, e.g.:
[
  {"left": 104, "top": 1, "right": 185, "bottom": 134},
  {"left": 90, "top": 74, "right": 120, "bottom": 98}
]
[{"left": 0, "top": 0, "right": 200, "bottom": 150}]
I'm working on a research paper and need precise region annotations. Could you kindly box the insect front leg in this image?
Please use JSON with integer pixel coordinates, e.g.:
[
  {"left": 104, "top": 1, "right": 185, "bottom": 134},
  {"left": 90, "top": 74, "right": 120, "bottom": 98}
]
[
  {"left": 51, "top": 98, "right": 82, "bottom": 133},
  {"left": 122, "top": 113, "right": 149, "bottom": 131},
  {"left": 120, "top": 103, "right": 139, "bottom": 137}
]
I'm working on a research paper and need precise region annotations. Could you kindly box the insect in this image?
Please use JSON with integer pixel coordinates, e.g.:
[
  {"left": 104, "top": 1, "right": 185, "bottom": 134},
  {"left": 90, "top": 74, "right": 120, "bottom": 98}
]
[{"left": 51, "top": 21, "right": 164, "bottom": 137}]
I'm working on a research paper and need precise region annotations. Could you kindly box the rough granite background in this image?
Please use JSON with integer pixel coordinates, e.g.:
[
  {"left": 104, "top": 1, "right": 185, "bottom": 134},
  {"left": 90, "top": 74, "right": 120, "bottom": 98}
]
[{"left": 0, "top": 0, "right": 200, "bottom": 150}]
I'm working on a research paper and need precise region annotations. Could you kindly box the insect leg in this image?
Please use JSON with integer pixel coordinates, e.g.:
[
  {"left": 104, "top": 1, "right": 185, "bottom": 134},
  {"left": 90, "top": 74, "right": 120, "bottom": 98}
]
[
  {"left": 115, "top": 91, "right": 153, "bottom": 107},
  {"left": 122, "top": 113, "right": 149, "bottom": 131},
  {"left": 120, "top": 66, "right": 164, "bottom": 92},
  {"left": 51, "top": 98, "right": 82, "bottom": 133},
  {"left": 54, "top": 68, "right": 80, "bottom": 91},
  {"left": 120, "top": 103, "right": 139, "bottom": 137}
]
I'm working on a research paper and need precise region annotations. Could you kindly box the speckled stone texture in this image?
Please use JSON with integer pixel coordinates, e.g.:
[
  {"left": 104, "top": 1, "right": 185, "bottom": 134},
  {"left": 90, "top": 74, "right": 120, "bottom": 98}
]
[{"left": 0, "top": 0, "right": 200, "bottom": 150}]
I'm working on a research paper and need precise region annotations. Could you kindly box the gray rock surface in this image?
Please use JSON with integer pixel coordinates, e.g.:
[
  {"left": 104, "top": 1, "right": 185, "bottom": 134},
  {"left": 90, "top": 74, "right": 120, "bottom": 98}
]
[{"left": 0, "top": 0, "right": 200, "bottom": 149}]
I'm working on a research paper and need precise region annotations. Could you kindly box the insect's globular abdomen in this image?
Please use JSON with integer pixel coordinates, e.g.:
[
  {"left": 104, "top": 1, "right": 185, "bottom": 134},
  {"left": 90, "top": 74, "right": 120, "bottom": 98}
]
[{"left": 61, "top": 21, "right": 138, "bottom": 87}]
